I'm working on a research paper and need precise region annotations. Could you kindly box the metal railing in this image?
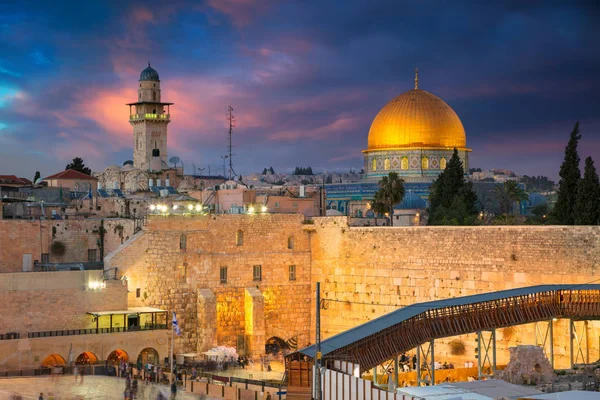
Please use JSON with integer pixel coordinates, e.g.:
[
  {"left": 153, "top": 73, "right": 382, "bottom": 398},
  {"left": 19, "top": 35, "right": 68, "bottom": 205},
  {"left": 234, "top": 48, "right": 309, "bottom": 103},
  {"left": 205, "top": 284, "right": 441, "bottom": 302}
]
[
  {"left": 0, "top": 332, "right": 20, "bottom": 341},
  {"left": 28, "top": 324, "right": 167, "bottom": 338},
  {"left": 129, "top": 113, "right": 170, "bottom": 121}
]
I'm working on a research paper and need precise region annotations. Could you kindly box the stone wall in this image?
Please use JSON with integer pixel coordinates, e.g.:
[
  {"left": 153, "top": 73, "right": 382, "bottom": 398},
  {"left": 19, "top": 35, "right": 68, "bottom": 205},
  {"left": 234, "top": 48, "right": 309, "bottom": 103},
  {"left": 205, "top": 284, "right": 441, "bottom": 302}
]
[
  {"left": 0, "top": 271, "right": 127, "bottom": 337},
  {"left": 105, "top": 214, "right": 313, "bottom": 357},
  {"left": 309, "top": 217, "right": 600, "bottom": 369},
  {"left": 0, "top": 218, "right": 136, "bottom": 272}
]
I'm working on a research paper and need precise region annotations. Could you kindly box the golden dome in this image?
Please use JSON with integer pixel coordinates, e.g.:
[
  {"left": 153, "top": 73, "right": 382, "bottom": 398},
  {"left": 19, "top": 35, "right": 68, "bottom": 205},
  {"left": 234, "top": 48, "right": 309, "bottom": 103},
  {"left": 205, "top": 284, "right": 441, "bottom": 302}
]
[{"left": 366, "top": 88, "right": 467, "bottom": 151}]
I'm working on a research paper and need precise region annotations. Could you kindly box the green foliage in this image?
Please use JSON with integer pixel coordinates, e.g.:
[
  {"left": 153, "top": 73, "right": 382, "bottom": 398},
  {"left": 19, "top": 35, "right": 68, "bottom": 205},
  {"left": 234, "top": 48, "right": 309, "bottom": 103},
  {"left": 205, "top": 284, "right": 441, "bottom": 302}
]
[
  {"left": 51, "top": 241, "right": 66, "bottom": 256},
  {"left": 428, "top": 149, "right": 478, "bottom": 225},
  {"left": 554, "top": 122, "right": 581, "bottom": 224},
  {"left": 293, "top": 166, "right": 313, "bottom": 175},
  {"left": 374, "top": 172, "right": 405, "bottom": 226},
  {"left": 574, "top": 157, "right": 600, "bottom": 225},
  {"left": 494, "top": 180, "right": 529, "bottom": 214},
  {"left": 65, "top": 157, "right": 91, "bottom": 175},
  {"left": 521, "top": 175, "right": 555, "bottom": 192}
]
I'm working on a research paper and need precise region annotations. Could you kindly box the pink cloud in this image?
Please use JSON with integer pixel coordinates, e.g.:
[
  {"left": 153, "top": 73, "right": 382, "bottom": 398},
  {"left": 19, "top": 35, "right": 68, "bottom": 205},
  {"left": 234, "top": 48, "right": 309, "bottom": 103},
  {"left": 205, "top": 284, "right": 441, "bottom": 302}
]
[
  {"left": 53, "top": 112, "right": 79, "bottom": 128},
  {"left": 268, "top": 114, "right": 360, "bottom": 141},
  {"left": 206, "top": 0, "right": 274, "bottom": 27}
]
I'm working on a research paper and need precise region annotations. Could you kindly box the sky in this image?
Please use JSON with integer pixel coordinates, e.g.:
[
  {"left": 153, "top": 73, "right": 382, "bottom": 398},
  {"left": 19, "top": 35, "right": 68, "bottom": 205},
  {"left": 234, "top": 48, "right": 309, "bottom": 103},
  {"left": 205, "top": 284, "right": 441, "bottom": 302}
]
[{"left": 0, "top": 0, "right": 598, "bottom": 181}]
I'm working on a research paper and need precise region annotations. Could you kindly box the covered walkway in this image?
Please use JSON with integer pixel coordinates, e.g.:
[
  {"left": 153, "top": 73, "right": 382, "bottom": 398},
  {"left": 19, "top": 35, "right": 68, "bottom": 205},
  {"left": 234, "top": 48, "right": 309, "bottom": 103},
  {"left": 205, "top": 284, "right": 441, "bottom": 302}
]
[{"left": 292, "top": 284, "right": 600, "bottom": 381}]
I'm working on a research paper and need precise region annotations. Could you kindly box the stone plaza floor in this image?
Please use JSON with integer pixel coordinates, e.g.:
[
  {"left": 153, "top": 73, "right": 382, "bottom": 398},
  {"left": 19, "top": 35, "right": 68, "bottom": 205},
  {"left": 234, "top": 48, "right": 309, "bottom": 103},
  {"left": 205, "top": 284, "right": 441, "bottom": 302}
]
[{"left": 0, "top": 375, "right": 215, "bottom": 400}]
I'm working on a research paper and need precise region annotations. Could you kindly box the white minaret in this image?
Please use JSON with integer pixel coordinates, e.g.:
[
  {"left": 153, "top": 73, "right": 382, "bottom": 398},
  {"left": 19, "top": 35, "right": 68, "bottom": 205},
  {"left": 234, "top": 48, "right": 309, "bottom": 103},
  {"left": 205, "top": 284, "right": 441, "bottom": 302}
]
[{"left": 128, "top": 63, "right": 173, "bottom": 171}]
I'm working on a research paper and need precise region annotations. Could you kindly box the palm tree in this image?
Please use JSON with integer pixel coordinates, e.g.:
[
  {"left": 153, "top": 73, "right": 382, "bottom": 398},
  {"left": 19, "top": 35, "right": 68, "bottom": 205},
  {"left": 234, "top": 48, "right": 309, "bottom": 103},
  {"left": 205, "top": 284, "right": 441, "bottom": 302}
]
[
  {"left": 370, "top": 193, "right": 387, "bottom": 226},
  {"left": 376, "top": 172, "right": 405, "bottom": 226},
  {"left": 494, "top": 180, "right": 529, "bottom": 214}
]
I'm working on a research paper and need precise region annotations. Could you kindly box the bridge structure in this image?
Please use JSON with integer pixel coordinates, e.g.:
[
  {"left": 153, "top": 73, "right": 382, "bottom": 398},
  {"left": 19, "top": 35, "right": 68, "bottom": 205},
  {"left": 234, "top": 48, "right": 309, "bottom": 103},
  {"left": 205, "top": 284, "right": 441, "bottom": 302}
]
[{"left": 290, "top": 284, "right": 600, "bottom": 387}]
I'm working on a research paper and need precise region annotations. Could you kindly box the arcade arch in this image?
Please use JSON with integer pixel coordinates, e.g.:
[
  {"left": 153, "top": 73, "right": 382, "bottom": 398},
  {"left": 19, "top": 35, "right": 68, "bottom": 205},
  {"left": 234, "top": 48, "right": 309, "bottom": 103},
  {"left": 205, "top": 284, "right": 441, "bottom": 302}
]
[
  {"left": 137, "top": 347, "right": 159, "bottom": 365},
  {"left": 42, "top": 354, "right": 66, "bottom": 367},
  {"left": 75, "top": 351, "right": 98, "bottom": 365},
  {"left": 265, "top": 336, "right": 291, "bottom": 355},
  {"left": 107, "top": 349, "right": 129, "bottom": 363}
]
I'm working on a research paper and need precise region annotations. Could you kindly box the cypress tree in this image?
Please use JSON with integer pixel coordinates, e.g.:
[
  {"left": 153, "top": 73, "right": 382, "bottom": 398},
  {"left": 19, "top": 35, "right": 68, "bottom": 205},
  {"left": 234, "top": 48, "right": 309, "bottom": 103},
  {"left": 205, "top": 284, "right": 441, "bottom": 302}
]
[
  {"left": 428, "top": 149, "right": 477, "bottom": 225},
  {"left": 554, "top": 122, "right": 581, "bottom": 224},
  {"left": 574, "top": 156, "right": 600, "bottom": 224}
]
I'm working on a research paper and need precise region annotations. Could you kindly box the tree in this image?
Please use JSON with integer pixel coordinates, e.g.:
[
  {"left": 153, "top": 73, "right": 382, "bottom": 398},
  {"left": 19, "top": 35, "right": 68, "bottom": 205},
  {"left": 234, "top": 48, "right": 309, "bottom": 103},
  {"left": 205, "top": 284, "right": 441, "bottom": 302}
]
[
  {"left": 554, "top": 122, "right": 581, "bottom": 224},
  {"left": 169, "top": 156, "right": 181, "bottom": 169},
  {"left": 374, "top": 172, "right": 405, "bottom": 226},
  {"left": 494, "top": 180, "right": 529, "bottom": 214},
  {"left": 262, "top": 168, "right": 267, "bottom": 175},
  {"left": 574, "top": 156, "right": 600, "bottom": 225},
  {"left": 269, "top": 166, "right": 275, "bottom": 174},
  {"left": 428, "top": 149, "right": 478, "bottom": 225},
  {"left": 370, "top": 192, "right": 387, "bottom": 226},
  {"left": 65, "top": 157, "right": 91, "bottom": 175},
  {"left": 33, "top": 171, "right": 40, "bottom": 184}
]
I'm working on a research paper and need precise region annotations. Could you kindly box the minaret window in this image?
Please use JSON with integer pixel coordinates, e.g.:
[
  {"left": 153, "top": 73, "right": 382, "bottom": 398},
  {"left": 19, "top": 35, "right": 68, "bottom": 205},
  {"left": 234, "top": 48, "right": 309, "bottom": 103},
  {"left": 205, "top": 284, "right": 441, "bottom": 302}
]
[{"left": 152, "top": 149, "right": 160, "bottom": 157}]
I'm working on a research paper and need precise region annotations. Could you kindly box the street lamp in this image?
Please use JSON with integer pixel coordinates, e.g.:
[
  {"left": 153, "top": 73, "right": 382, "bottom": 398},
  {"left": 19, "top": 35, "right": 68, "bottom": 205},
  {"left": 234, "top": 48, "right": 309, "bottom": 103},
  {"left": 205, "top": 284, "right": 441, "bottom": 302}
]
[{"left": 261, "top": 205, "right": 267, "bottom": 213}]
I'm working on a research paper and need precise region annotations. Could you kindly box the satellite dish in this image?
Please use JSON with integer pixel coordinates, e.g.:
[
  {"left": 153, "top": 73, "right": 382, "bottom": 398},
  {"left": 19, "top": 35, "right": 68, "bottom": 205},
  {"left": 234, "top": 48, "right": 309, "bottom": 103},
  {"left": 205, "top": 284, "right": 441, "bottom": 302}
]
[{"left": 34, "top": 178, "right": 43, "bottom": 185}]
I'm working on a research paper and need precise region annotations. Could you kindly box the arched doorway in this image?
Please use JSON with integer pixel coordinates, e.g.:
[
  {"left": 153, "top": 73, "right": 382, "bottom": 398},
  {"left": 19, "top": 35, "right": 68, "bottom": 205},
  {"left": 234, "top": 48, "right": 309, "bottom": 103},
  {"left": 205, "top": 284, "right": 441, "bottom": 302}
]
[
  {"left": 265, "top": 337, "right": 291, "bottom": 355},
  {"left": 42, "top": 354, "right": 66, "bottom": 367},
  {"left": 107, "top": 349, "right": 129, "bottom": 364},
  {"left": 137, "top": 348, "right": 159, "bottom": 365},
  {"left": 75, "top": 351, "right": 98, "bottom": 365}
]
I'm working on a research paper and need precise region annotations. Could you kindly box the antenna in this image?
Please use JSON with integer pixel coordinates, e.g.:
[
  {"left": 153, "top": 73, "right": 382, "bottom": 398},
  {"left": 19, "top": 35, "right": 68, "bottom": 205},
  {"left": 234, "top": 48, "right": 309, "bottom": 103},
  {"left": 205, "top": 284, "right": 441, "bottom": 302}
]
[{"left": 226, "top": 105, "right": 236, "bottom": 180}]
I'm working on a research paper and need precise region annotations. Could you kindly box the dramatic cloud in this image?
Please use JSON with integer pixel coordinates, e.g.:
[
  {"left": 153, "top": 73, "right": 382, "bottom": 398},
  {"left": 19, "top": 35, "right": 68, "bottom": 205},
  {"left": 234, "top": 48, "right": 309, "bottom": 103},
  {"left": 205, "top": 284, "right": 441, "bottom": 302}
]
[{"left": 0, "top": 0, "right": 598, "bottom": 180}]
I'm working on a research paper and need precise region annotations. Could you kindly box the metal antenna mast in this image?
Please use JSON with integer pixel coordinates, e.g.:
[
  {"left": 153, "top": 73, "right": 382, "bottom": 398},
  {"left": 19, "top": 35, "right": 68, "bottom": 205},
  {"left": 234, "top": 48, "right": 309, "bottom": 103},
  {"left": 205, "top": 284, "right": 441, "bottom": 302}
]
[{"left": 226, "top": 105, "right": 236, "bottom": 180}]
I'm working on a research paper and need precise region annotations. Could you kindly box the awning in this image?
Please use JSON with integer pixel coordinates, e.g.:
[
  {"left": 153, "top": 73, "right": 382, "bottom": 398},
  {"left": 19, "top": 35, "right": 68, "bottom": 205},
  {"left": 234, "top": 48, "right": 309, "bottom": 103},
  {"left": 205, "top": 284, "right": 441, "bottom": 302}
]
[{"left": 87, "top": 307, "right": 166, "bottom": 317}]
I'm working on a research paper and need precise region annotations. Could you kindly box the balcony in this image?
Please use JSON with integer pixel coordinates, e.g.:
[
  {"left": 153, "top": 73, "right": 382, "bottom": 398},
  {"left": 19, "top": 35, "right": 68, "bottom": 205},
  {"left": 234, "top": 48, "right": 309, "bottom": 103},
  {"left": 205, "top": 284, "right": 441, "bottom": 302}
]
[
  {"left": 129, "top": 113, "right": 170, "bottom": 121},
  {"left": 27, "top": 324, "right": 168, "bottom": 338}
]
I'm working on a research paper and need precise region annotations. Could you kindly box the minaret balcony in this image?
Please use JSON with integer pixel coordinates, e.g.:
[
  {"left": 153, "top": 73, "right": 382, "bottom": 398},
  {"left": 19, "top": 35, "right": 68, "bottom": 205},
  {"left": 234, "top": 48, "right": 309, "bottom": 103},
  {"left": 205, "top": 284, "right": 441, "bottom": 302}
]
[{"left": 129, "top": 113, "right": 170, "bottom": 121}]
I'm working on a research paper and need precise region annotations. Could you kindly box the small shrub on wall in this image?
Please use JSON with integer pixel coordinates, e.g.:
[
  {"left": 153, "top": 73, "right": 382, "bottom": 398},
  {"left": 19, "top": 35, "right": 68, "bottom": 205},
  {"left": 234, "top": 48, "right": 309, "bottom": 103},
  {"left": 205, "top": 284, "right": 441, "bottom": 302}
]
[
  {"left": 449, "top": 339, "right": 466, "bottom": 356},
  {"left": 51, "top": 241, "right": 66, "bottom": 256}
]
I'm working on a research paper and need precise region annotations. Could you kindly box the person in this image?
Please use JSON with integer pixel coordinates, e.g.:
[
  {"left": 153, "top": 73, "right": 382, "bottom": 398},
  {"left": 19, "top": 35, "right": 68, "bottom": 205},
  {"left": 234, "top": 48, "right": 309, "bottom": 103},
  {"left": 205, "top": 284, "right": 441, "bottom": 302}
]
[
  {"left": 400, "top": 353, "right": 407, "bottom": 365},
  {"left": 132, "top": 378, "right": 138, "bottom": 399},
  {"left": 38, "top": 394, "right": 44, "bottom": 400},
  {"left": 412, "top": 355, "right": 417, "bottom": 370},
  {"left": 79, "top": 366, "right": 84, "bottom": 384},
  {"left": 402, "top": 363, "right": 410, "bottom": 373},
  {"left": 267, "top": 364, "right": 272, "bottom": 372},
  {"left": 170, "top": 381, "right": 177, "bottom": 399},
  {"left": 73, "top": 365, "right": 78, "bottom": 381},
  {"left": 266, "top": 392, "right": 272, "bottom": 400}
]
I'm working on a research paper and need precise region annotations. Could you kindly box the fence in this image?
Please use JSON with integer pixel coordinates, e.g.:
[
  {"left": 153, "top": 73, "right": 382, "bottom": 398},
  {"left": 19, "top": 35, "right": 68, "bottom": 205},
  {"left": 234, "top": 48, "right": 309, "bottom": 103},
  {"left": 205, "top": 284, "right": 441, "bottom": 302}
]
[{"left": 27, "top": 324, "right": 168, "bottom": 338}]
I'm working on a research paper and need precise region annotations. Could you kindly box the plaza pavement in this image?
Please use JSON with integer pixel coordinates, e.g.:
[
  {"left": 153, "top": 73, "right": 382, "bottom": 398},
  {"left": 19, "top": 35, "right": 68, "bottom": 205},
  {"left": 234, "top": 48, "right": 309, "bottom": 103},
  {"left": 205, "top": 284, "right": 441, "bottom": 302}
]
[{"left": 0, "top": 375, "right": 216, "bottom": 400}]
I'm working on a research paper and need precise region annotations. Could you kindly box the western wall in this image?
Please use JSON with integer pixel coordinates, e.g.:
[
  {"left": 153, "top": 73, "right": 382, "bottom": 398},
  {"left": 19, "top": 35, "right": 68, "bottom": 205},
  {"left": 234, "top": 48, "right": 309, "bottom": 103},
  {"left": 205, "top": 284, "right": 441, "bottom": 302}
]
[
  {"left": 106, "top": 214, "right": 600, "bottom": 369},
  {"left": 310, "top": 217, "right": 600, "bottom": 369}
]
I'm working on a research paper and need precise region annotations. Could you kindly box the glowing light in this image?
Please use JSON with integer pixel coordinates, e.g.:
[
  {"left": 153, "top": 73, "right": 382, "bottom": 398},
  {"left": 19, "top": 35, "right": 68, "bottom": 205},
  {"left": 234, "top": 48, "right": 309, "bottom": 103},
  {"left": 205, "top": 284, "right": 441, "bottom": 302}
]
[
  {"left": 195, "top": 204, "right": 202, "bottom": 211},
  {"left": 261, "top": 206, "right": 267, "bottom": 213},
  {"left": 88, "top": 281, "right": 104, "bottom": 290},
  {"left": 173, "top": 205, "right": 178, "bottom": 210},
  {"left": 416, "top": 213, "right": 420, "bottom": 217},
  {"left": 150, "top": 205, "right": 156, "bottom": 211},
  {"left": 248, "top": 206, "right": 255, "bottom": 214},
  {"left": 188, "top": 204, "right": 194, "bottom": 211}
]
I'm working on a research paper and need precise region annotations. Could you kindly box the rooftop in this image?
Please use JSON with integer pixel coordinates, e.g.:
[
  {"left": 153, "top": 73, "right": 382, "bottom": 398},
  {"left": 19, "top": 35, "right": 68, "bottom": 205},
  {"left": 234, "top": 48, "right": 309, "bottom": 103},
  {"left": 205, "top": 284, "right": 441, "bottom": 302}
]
[{"left": 44, "top": 169, "right": 98, "bottom": 181}]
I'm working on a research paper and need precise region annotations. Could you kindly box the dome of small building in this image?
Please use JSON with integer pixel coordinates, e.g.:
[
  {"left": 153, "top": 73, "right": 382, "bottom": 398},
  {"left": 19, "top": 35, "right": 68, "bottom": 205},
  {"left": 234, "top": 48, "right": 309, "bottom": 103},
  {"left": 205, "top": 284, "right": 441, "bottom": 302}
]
[
  {"left": 140, "top": 63, "right": 160, "bottom": 81},
  {"left": 528, "top": 192, "right": 547, "bottom": 207},
  {"left": 394, "top": 191, "right": 427, "bottom": 210}
]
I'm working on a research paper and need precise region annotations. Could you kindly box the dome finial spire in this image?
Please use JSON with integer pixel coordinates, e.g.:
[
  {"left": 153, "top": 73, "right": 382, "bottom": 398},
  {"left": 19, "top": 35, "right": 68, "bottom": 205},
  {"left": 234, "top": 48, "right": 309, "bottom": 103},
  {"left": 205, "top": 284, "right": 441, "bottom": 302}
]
[
  {"left": 414, "top": 68, "right": 419, "bottom": 90},
  {"left": 148, "top": 61, "right": 151, "bottom": 67}
]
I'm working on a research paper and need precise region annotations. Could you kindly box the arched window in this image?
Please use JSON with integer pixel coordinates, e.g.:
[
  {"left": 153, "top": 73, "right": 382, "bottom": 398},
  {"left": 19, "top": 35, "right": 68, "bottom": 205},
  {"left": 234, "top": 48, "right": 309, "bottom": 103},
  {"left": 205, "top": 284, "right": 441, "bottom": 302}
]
[
  {"left": 287, "top": 236, "right": 294, "bottom": 250},
  {"left": 356, "top": 210, "right": 363, "bottom": 217},
  {"left": 421, "top": 157, "right": 429, "bottom": 170},
  {"left": 401, "top": 157, "right": 409, "bottom": 170},
  {"left": 384, "top": 158, "right": 390, "bottom": 170},
  {"left": 371, "top": 158, "right": 377, "bottom": 171},
  {"left": 236, "top": 230, "right": 244, "bottom": 246},
  {"left": 440, "top": 157, "right": 447, "bottom": 170},
  {"left": 180, "top": 234, "right": 187, "bottom": 252}
]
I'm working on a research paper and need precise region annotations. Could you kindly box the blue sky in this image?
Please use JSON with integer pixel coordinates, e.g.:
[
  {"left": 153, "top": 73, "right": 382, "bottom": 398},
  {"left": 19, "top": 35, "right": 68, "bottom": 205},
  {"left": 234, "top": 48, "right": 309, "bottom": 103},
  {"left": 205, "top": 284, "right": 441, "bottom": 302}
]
[{"left": 0, "top": 0, "right": 598, "bottom": 180}]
